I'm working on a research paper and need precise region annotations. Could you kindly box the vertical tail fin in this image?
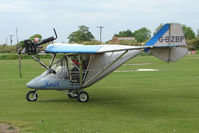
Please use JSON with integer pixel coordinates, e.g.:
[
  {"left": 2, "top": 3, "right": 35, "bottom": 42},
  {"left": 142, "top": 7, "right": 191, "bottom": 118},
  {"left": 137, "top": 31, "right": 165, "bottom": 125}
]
[{"left": 145, "top": 23, "right": 188, "bottom": 62}]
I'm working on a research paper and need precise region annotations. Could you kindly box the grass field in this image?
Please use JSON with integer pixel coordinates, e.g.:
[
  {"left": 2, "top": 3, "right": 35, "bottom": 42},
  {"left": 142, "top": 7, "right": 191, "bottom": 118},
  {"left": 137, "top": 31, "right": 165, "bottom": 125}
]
[{"left": 0, "top": 55, "right": 199, "bottom": 133}]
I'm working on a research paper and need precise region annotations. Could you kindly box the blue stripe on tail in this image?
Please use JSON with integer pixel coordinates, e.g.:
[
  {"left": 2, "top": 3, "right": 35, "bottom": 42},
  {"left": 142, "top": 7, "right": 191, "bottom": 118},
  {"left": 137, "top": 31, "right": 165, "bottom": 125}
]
[{"left": 145, "top": 24, "right": 170, "bottom": 46}]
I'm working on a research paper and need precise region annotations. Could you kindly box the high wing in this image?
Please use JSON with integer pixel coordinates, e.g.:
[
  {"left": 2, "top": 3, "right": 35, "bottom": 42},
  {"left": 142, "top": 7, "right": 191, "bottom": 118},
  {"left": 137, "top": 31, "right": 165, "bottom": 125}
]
[
  {"left": 45, "top": 43, "right": 150, "bottom": 53},
  {"left": 45, "top": 43, "right": 185, "bottom": 54}
]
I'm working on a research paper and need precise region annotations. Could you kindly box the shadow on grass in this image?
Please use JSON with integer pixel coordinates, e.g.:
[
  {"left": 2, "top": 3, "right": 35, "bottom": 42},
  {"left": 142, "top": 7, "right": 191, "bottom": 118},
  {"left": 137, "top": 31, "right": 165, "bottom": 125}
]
[
  {"left": 38, "top": 99, "right": 77, "bottom": 103},
  {"left": 34, "top": 89, "right": 189, "bottom": 119}
]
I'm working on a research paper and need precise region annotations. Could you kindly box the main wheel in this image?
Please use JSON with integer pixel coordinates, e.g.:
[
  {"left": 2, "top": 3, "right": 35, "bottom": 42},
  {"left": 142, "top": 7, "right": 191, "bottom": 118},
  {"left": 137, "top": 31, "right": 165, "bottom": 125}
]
[
  {"left": 67, "top": 90, "right": 78, "bottom": 98},
  {"left": 77, "top": 91, "right": 89, "bottom": 102},
  {"left": 26, "top": 91, "right": 38, "bottom": 101}
]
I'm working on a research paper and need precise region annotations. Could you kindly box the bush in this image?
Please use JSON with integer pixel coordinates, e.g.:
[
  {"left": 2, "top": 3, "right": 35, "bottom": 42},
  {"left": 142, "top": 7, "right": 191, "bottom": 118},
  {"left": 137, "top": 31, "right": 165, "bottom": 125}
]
[
  {"left": 0, "top": 45, "right": 17, "bottom": 53},
  {"left": 187, "top": 38, "right": 199, "bottom": 50},
  {"left": 106, "top": 40, "right": 142, "bottom": 46},
  {"left": 0, "top": 53, "right": 54, "bottom": 60},
  {"left": 79, "top": 40, "right": 101, "bottom": 45}
]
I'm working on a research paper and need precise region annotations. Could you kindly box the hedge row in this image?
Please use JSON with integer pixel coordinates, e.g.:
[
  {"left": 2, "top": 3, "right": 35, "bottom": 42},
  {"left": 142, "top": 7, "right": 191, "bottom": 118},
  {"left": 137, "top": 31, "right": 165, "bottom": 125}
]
[{"left": 0, "top": 53, "right": 54, "bottom": 60}]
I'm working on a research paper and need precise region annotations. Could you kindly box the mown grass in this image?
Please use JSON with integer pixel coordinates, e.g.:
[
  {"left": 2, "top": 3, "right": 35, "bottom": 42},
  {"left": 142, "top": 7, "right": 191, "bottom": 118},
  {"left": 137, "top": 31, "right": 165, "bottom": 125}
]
[{"left": 0, "top": 55, "right": 199, "bottom": 132}]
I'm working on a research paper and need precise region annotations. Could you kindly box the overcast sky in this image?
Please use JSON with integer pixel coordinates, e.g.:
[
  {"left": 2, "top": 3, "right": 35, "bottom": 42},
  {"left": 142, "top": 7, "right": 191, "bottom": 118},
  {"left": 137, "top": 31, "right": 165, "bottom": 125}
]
[{"left": 0, "top": 0, "right": 199, "bottom": 44}]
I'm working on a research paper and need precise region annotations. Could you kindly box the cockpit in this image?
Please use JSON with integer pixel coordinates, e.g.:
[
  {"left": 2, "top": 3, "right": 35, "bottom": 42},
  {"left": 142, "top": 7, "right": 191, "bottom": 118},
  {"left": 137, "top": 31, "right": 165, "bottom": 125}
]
[{"left": 51, "top": 54, "right": 90, "bottom": 85}]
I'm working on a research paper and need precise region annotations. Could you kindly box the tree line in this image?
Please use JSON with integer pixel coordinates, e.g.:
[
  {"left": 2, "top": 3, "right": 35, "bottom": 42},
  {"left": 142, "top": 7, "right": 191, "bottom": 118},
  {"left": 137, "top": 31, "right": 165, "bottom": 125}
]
[
  {"left": 67, "top": 24, "right": 199, "bottom": 49},
  {"left": 1, "top": 23, "right": 199, "bottom": 53}
]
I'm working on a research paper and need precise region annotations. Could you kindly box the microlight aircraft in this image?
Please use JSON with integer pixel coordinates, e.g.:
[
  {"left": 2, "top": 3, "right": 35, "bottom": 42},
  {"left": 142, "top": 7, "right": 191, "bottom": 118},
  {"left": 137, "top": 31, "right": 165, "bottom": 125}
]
[{"left": 18, "top": 23, "right": 188, "bottom": 102}]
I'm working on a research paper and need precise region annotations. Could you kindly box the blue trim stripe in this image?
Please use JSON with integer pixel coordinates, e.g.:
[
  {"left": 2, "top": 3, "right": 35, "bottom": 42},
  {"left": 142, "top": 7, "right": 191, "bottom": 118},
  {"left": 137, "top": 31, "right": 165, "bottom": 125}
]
[
  {"left": 145, "top": 24, "right": 170, "bottom": 46},
  {"left": 45, "top": 44, "right": 102, "bottom": 53}
]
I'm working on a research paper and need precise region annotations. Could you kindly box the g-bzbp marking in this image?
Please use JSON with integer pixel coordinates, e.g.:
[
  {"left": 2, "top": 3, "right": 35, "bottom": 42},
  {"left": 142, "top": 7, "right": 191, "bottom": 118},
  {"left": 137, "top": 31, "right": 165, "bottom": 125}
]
[{"left": 159, "top": 36, "right": 185, "bottom": 43}]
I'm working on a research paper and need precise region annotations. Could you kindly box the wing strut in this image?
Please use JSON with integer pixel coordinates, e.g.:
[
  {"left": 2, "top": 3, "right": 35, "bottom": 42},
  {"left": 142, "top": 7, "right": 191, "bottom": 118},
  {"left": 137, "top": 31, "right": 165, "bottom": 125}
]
[
  {"left": 79, "top": 54, "right": 83, "bottom": 87},
  {"left": 32, "top": 55, "right": 56, "bottom": 74},
  {"left": 83, "top": 50, "right": 128, "bottom": 87}
]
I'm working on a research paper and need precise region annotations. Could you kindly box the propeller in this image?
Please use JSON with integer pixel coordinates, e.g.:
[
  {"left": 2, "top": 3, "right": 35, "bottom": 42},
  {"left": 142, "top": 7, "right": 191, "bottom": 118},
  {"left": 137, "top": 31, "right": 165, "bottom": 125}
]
[
  {"left": 16, "top": 28, "right": 22, "bottom": 78},
  {"left": 15, "top": 28, "right": 57, "bottom": 79}
]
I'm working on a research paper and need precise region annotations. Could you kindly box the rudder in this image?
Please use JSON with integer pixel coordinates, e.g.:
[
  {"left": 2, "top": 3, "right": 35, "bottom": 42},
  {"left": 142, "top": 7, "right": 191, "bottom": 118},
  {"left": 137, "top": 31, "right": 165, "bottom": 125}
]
[{"left": 145, "top": 23, "right": 188, "bottom": 62}]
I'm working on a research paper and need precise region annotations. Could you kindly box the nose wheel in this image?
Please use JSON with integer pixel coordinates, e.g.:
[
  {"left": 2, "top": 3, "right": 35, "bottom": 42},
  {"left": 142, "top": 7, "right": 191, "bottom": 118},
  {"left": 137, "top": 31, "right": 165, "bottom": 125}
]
[{"left": 26, "top": 91, "right": 38, "bottom": 101}]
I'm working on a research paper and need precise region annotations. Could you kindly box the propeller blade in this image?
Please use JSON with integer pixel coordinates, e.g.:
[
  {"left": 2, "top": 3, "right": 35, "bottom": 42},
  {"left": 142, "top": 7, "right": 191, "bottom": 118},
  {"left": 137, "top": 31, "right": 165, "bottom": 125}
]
[{"left": 16, "top": 28, "right": 22, "bottom": 78}]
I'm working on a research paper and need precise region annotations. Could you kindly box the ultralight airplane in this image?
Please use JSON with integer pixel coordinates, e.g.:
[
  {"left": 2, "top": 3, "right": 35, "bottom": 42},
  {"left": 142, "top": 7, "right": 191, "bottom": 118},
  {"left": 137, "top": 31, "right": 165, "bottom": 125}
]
[{"left": 18, "top": 23, "right": 188, "bottom": 102}]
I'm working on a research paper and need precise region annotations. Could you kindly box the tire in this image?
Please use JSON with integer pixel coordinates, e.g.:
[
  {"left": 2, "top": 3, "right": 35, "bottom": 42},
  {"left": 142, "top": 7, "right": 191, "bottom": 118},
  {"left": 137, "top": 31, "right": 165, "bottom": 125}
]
[
  {"left": 67, "top": 90, "right": 78, "bottom": 98},
  {"left": 77, "top": 91, "right": 89, "bottom": 102},
  {"left": 26, "top": 91, "right": 38, "bottom": 101}
]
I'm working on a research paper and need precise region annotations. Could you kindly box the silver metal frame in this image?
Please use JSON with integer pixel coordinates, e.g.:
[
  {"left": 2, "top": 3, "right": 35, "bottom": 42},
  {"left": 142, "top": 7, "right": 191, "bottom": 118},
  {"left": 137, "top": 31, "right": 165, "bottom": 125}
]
[
  {"left": 65, "top": 55, "right": 80, "bottom": 71},
  {"left": 32, "top": 55, "right": 51, "bottom": 71},
  {"left": 82, "top": 54, "right": 92, "bottom": 82},
  {"left": 79, "top": 54, "right": 83, "bottom": 87},
  {"left": 65, "top": 55, "right": 80, "bottom": 84},
  {"left": 49, "top": 53, "right": 56, "bottom": 68},
  {"left": 65, "top": 54, "right": 92, "bottom": 86}
]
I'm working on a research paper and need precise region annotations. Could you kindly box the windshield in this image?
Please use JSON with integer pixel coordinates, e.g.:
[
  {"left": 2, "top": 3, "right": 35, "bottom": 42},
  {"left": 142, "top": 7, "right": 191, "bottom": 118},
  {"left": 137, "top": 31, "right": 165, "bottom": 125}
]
[{"left": 51, "top": 56, "right": 69, "bottom": 79}]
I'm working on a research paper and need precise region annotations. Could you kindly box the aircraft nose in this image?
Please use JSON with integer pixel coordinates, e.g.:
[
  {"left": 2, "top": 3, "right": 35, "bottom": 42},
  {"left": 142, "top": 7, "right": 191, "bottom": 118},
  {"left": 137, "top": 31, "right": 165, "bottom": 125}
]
[{"left": 26, "top": 80, "right": 39, "bottom": 89}]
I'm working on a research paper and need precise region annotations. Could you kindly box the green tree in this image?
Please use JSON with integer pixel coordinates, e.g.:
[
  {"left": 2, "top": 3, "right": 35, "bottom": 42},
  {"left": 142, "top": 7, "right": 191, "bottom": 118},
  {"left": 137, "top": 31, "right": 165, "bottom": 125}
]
[
  {"left": 29, "top": 34, "right": 42, "bottom": 42},
  {"left": 18, "top": 34, "right": 42, "bottom": 48},
  {"left": 19, "top": 41, "right": 25, "bottom": 48},
  {"left": 153, "top": 23, "right": 164, "bottom": 35},
  {"left": 153, "top": 23, "right": 196, "bottom": 40},
  {"left": 197, "top": 29, "right": 199, "bottom": 38},
  {"left": 182, "top": 25, "right": 196, "bottom": 40},
  {"left": 187, "top": 38, "right": 199, "bottom": 50},
  {"left": 68, "top": 25, "right": 94, "bottom": 43},
  {"left": 133, "top": 27, "right": 151, "bottom": 42},
  {"left": 115, "top": 30, "right": 134, "bottom": 37}
]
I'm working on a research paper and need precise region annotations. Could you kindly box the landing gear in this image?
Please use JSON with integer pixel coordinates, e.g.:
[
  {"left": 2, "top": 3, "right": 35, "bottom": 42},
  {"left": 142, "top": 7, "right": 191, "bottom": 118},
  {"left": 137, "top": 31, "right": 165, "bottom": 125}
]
[
  {"left": 26, "top": 91, "right": 38, "bottom": 101},
  {"left": 67, "top": 90, "right": 89, "bottom": 102},
  {"left": 77, "top": 91, "right": 89, "bottom": 103},
  {"left": 25, "top": 89, "right": 89, "bottom": 102},
  {"left": 67, "top": 90, "right": 78, "bottom": 98}
]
